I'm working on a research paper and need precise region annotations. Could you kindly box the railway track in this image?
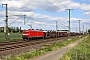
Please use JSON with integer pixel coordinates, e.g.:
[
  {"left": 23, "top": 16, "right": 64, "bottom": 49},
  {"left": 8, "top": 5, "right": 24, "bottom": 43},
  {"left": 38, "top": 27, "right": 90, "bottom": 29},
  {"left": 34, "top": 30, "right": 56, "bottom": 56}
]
[
  {"left": 0, "top": 36, "right": 79, "bottom": 59},
  {"left": 0, "top": 37, "right": 69, "bottom": 52}
]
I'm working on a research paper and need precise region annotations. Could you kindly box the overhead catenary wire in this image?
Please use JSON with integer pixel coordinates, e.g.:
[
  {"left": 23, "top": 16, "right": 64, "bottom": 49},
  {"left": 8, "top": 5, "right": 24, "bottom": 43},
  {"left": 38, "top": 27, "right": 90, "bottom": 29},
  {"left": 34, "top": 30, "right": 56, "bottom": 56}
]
[
  {"left": 46, "top": 0, "right": 60, "bottom": 10},
  {"left": 56, "top": 0, "right": 68, "bottom": 14},
  {"left": 23, "top": 16, "right": 58, "bottom": 29},
  {"left": 8, "top": 18, "right": 19, "bottom": 26},
  {"left": 72, "top": 10, "right": 78, "bottom": 19},
  {"left": 27, "top": 17, "right": 45, "bottom": 23},
  {"left": 0, "top": 4, "right": 16, "bottom": 16},
  {"left": 27, "top": 18, "right": 50, "bottom": 25},
  {"left": 57, "top": 0, "right": 68, "bottom": 9},
  {"left": 0, "top": 10, "right": 6, "bottom": 14},
  {"left": 25, "top": 16, "right": 55, "bottom": 24},
  {"left": 45, "top": 0, "right": 68, "bottom": 16},
  {"left": 25, "top": 17, "right": 32, "bottom": 24},
  {"left": 0, "top": 6, "right": 6, "bottom": 14},
  {"left": 24, "top": 18, "right": 56, "bottom": 29},
  {"left": 57, "top": 0, "right": 78, "bottom": 19}
]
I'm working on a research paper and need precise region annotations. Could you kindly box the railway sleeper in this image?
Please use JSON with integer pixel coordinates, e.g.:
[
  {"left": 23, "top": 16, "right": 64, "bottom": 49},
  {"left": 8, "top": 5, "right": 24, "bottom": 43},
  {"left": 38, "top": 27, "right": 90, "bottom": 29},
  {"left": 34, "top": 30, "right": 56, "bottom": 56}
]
[
  {"left": 18, "top": 45, "right": 26, "bottom": 47},
  {"left": 6, "top": 47, "right": 15, "bottom": 50},
  {"left": 12, "top": 46, "right": 20, "bottom": 48},
  {"left": 23, "top": 44, "right": 30, "bottom": 46},
  {"left": 0, "top": 48, "right": 5, "bottom": 51},
  {"left": 5, "top": 48, "right": 11, "bottom": 50},
  {"left": 29, "top": 43, "right": 36, "bottom": 45}
]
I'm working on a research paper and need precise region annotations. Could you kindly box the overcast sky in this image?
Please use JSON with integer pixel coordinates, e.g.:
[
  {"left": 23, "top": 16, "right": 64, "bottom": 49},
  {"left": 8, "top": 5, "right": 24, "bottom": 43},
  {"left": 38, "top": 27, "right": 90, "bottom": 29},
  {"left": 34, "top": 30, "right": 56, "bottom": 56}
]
[{"left": 0, "top": 0, "right": 90, "bottom": 32}]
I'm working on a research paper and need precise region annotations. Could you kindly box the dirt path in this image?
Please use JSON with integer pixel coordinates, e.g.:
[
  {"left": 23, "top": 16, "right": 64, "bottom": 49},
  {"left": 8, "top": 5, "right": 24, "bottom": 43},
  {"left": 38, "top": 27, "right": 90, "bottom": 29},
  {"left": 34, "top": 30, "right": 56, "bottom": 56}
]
[{"left": 30, "top": 36, "right": 88, "bottom": 60}]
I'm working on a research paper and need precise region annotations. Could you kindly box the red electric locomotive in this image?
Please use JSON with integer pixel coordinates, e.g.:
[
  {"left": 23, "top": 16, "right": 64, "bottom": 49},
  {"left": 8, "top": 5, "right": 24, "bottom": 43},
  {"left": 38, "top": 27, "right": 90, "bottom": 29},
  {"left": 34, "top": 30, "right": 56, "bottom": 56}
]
[{"left": 22, "top": 30, "right": 44, "bottom": 40}]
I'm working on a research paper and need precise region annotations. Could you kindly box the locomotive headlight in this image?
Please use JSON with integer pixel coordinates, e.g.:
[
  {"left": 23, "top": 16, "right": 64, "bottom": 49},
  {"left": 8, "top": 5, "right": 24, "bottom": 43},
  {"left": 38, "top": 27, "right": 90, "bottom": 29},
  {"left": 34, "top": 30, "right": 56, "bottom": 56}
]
[{"left": 23, "top": 34, "right": 29, "bottom": 35}]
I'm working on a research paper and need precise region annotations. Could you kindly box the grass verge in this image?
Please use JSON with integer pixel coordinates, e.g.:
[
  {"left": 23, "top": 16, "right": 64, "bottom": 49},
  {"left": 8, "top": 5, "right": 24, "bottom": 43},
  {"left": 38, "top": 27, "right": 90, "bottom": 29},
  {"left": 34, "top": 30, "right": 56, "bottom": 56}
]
[
  {"left": 5, "top": 35, "right": 86, "bottom": 60},
  {"left": 0, "top": 33, "right": 22, "bottom": 42},
  {"left": 59, "top": 35, "right": 90, "bottom": 60}
]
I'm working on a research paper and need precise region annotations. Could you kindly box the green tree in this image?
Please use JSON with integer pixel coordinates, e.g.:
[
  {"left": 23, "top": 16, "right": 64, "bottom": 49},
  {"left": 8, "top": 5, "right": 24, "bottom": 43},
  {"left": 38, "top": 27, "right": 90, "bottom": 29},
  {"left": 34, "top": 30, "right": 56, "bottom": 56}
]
[{"left": 88, "top": 29, "right": 90, "bottom": 34}]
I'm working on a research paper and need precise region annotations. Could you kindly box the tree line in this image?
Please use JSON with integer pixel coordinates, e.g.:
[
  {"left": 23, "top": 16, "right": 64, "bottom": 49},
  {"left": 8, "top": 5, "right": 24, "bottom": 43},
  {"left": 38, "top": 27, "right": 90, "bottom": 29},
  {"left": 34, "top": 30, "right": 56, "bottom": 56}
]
[
  {"left": 0, "top": 27, "right": 22, "bottom": 33},
  {"left": 88, "top": 29, "right": 90, "bottom": 34}
]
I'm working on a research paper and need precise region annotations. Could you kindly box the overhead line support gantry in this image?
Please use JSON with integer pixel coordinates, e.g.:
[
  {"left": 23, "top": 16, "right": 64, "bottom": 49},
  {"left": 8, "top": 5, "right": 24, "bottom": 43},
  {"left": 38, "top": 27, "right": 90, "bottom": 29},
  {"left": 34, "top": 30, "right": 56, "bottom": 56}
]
[{"left": 66, "top": 9, "right": 73, "bottom": 36}]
